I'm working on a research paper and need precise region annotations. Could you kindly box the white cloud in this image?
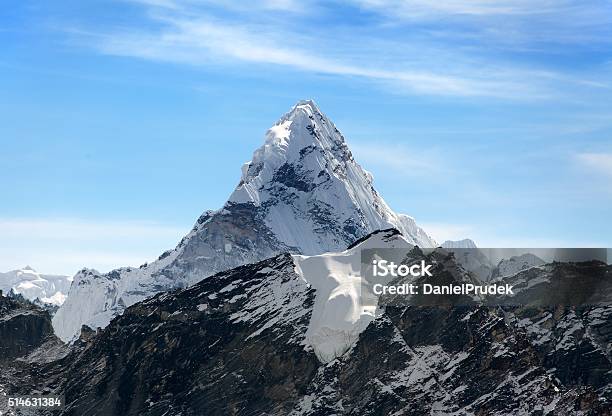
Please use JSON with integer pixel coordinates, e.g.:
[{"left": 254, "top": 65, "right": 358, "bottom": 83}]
[
  {"left": 350, "top": 0, "right": 612, "bottom": 48},
  {"left": 0, "top": 218, "right": 185, "bottom": 240},
  {"left": 57, "top": 0, "right": 610, "bottom": 103},
  {"left": 420, "top": 221, "right": 608, "bottom": 248},
  {"left": 351, "top": 0, "right": 566, "bottom": 18},
  {"left": 71, "top": 1, "right": 582, "bottom": 100},
  {"left": 576, "top": 152, "right": 612, "bottom": 176},
  {"left": 94, "top": 17, "right": 532, "bottom": 98},
  {"left": 349, "top": 142, "right": 447, "bottom": 177},
  {"left": 128, "top": 0, "right": 307, "bottom": 12},
  {"left": 0, "top": 218, "right": 188, "bottom": 275},
  {"left": 418, "top": 222, "right": 475, "bottom": 243}
]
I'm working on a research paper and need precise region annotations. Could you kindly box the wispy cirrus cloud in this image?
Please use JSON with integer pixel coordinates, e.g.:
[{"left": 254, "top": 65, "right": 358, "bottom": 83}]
[
  {"left": 87, "top": 17, "right": 531, "bottom": 98},
  {"left": 349, "top": 141, "right": 449, "bottom": 177},
  {"left": 125, "top": 0, "right": 310, "bottom": 13},
  {"left": 418, "top": 222, "right": 475, "bottom": 243},
  {"left": 576, "top": 152, "right": 612, "bottom": 177},
  {"left": 349, "top": 0, "right": 612, "bottom": 47},
  {"left": 351, "top": 0, "right": 573, "bottom": 17},
  {"left": 420, "top": 220, "right": 609, "bottom": 248},
  {"left": 65, "top": 0, "right": 610, "bottom": 99},
  {"left": 0, "top": 218, "right": 188, "bottom": 275}
]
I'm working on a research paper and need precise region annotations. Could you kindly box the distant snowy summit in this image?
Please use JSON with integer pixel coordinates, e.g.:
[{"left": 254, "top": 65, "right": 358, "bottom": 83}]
[
  {"left": 491, "top": 253, "right": 545, "bottom": 280},
  {"left": 53, "top": 100, "right": 436, "bottom": 342},
  {"left": 441, "top": 239, "right": 477, "bottom": 249},
  {"left": 0, "top": 266, "right": 72, "bottom": 306}
]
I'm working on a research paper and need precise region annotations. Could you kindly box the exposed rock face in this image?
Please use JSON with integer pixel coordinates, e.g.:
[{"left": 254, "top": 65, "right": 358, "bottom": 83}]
[
  {"left": 0, "top": 295, "right": 69, "bottom": 416},
  {"left": 441, "top": 246, "right": 494, "bottom": 282},
  {"left": 295, "top": 305, "right": 610, "bottom": 415},
  {"left": 0, "top": 295, "right": 54, "bottom": 361},
  {"left": 53, "top": 100, "right": 435, "bottom": 343},
  {"left": 491, "top": 253, "right": 546, "bottom": 280},
  {"left": 438, "top": 246, "right": 547, "bottom": 283},
  {"left": 17, "top": 231, "right": 611, "bottom": 415},
  {"left": 48, "top": 255, "right": 320, "bottom": 416},
  {"left": 295, "top": 255, "right": 611, "bottom": 415}
]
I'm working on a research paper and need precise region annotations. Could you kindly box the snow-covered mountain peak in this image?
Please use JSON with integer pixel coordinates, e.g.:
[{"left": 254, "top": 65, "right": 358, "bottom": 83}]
[
  {"left": 53, "top": 100, "right": 435, "bottom": 342},
  {"left": 491, "top": 253, "right": 546, "bottom": 280},
  {"left": 228, "top": 99, "right": 435, "bottom": 250},
  {"left": 294, "top": 98, "right": 319, "bottom": 109},
  {"left": 229, "top": 99, "right": 354, "bottom": 206},
  {"left": 16, "top": 266, "right": 39, "bottom": 279},
  {"left": 441, "top": 239, "right": 477, "bottom": 249},
  {"left": 71, "top": 268, "right": 101, "bottom": 284},
  {"left": 278, "top": 99, "right": 325, "bottom": 129},
  {"left": 0, "top": 267, "right": 72, "bottom": 307}
]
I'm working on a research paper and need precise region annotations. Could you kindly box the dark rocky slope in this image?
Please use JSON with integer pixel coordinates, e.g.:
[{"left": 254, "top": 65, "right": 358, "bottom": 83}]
[
  {"left": 11, "top": 241, "right": 612, "bottom": 415},
  {"left": 0, "top": 295, "right": 54, "bottom": 360},
  {"left": 40, "top": 255, "right": 319, "bottom": 416},
  {"left": 0, "top": 294, "right": 68, "bottom": 416}
]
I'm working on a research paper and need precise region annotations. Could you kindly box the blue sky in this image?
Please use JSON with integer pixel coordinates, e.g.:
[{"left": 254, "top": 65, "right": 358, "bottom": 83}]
[{"left": 1, "top": 0, "right": 612, "bottom": 274}]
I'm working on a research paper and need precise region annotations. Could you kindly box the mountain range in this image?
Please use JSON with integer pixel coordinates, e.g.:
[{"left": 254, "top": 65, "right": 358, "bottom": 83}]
[
  {"left": 53, "top": 100, "right": 436, "bottom": 342},
  {"left": 2, "top": 229, "right": 610, "bottom": 415},
  {"left": 0, "top": 266, "right": 71, "bottom": 306},
  {"left": 0, "top": 100, "right": 608, "bottom": 416}
]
